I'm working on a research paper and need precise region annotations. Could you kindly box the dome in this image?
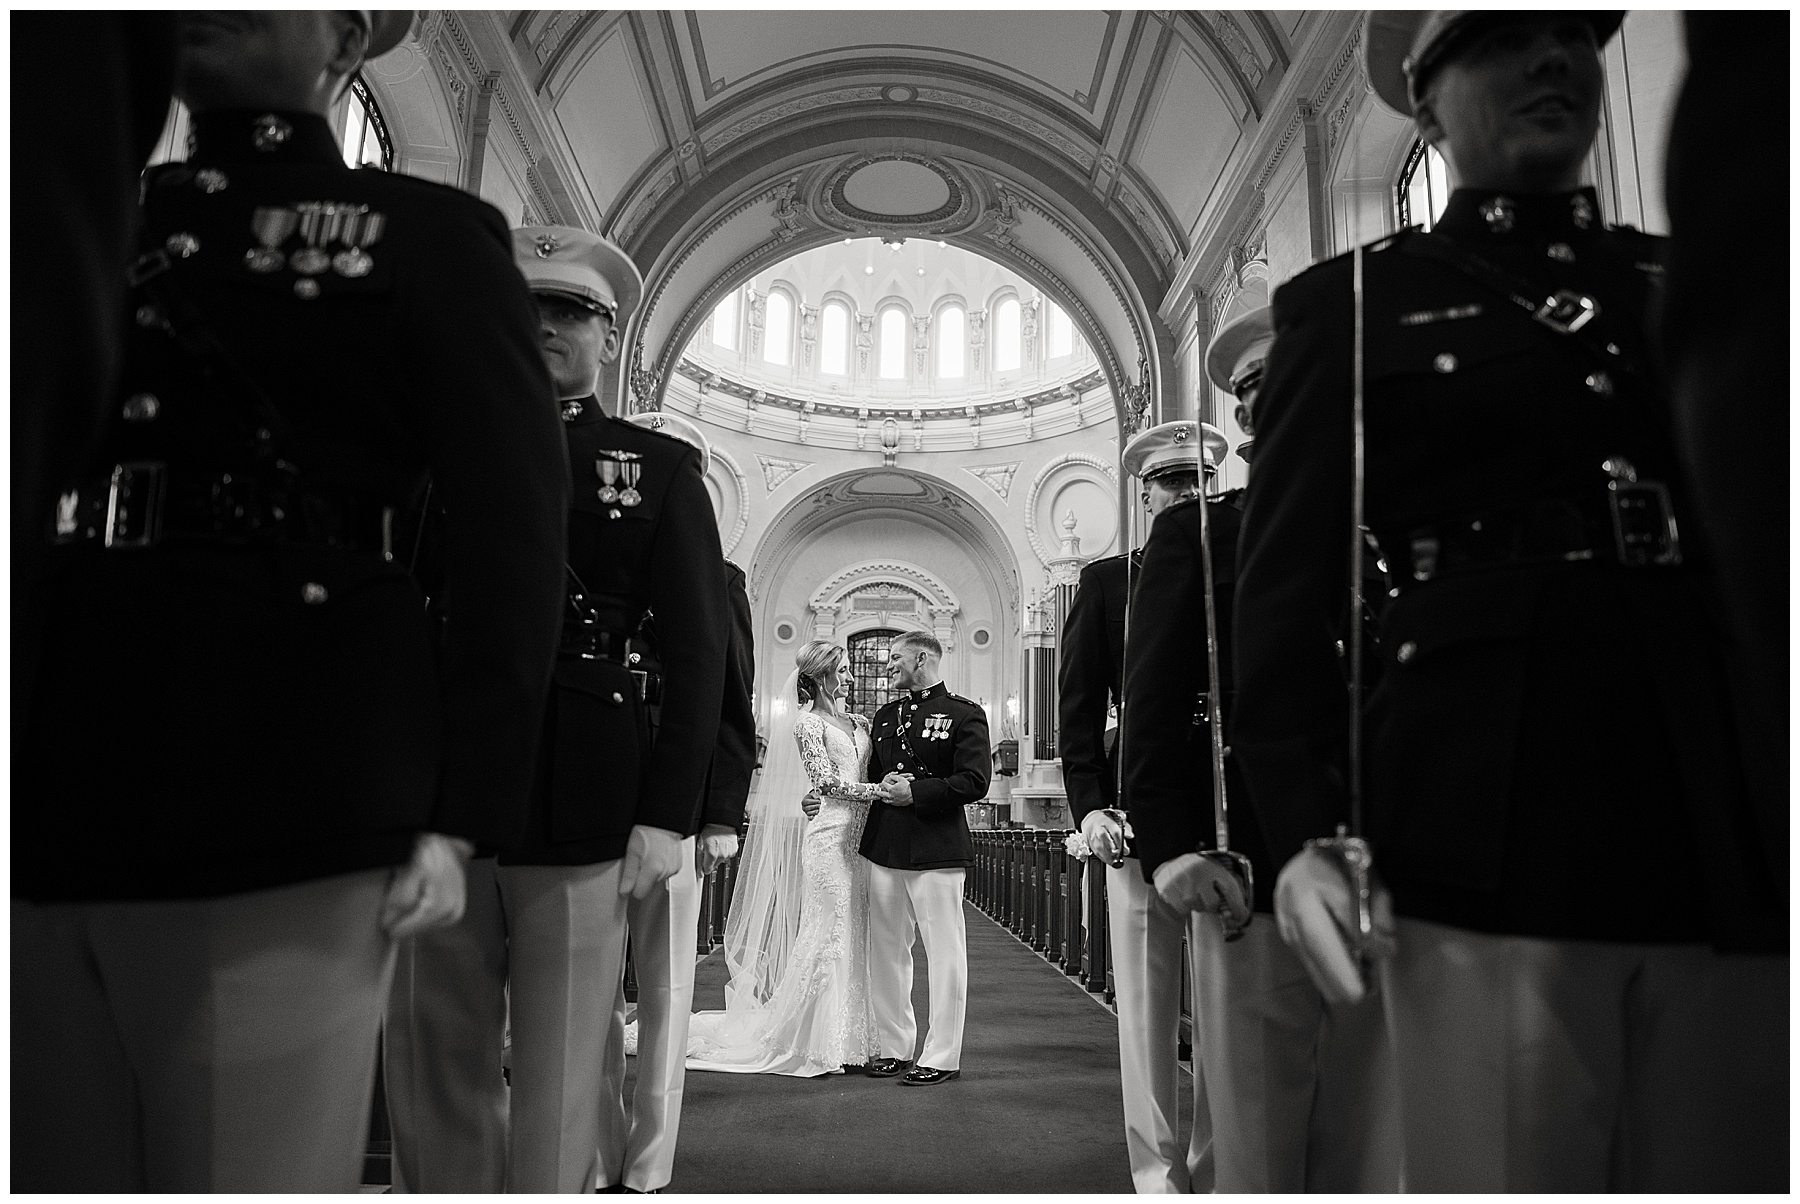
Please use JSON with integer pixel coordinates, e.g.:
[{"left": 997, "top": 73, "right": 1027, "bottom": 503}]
[{"left": 670, "top": 238, "right": 1108, "bottom": 450}]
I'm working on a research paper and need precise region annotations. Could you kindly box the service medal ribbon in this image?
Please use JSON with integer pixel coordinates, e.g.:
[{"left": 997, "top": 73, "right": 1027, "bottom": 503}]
[
  {"left": 246, "top": 206, "right": 298, "bottom": 274},
  {"left": 290, "top": 202, "right": 332, "bottom": 276},
  {"left": 619, "top": 460, "right": 643, "bottom": 507},
  {"left": 596, "top": 456, "right": 620, "bottom": 504},
  {"left": 332, "top": 208, "right": 384, "bottom": 279}
]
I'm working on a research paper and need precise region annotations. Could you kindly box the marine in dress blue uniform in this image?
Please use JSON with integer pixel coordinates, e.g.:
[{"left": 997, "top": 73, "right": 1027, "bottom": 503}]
[
  {"left": 384, "top": 227, "right": 728, "bottom": 1194},
  {"left": 1124, "top": 351, "right": 1400, "bottom": 1194},
  {"left": 1236, "top": 12, "right": 1785, "bottom": 1190},
  {"left": 860, "top": 634, "right": 990, "bottom": 1084},
  {"left": 1059, "top": 422, "right": 1214, "bottom": 1193},
  {"left": 13, "top": 12, "right": 571, "bottom": 1193}
]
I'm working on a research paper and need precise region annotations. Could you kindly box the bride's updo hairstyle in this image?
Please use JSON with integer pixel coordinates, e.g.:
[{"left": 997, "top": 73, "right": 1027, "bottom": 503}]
[{"left": 794, "top": 640, "right": 848, "bottom": 706}]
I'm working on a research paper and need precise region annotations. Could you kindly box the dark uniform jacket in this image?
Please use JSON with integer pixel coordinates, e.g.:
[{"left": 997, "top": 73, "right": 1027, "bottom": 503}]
[
  {"left": 17, "top": 110, "right": 569, "bottom": 902},
  {"left": 1057, "top": 551, "right": 1138, "bottom": 825},
  {"left": 1122, "top": 495, "right": 1274, "bottom": 908},
  {"left": 1658, "top": 13, "right": 1789, "bottom": 902},
  {"left": 506, "top": 397, "right": 727, "bottom": 866},
  {"left": 1234, "top": 187, "right": 1782, "bottom": 952},
  {"left": 862, "top": 682, "right": 990, "bottom": 871},
  {"left": 701, "top": 560, "right": 757, "bottom": 832}
]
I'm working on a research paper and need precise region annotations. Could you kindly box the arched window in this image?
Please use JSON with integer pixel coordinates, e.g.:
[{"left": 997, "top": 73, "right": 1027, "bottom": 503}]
[
  {"left": 711, "top": 290, "right": 739, "bottom": 350},
  {"left": 342, "top": 75, "right": 393, "bottom": 170},
  {"left": 1397, "top": 139, "right": 1450, "bottom": 231},
  {"left": 764, "top": 290, "right": 793, "bottom": 366},
  {"left": 820, "top": 301, "right": 849, "bottom": 375},
  {"left": 936, "top": 306, "right": 966, "bottom": 379},
  {"left": 1047, "top": 301, "right": 1074, "bottom": 358},
  {"left": 994, "top": 297, "right": 1021, "bottom": 372},
  {"left": 847, "top": 628, "right": 902, "bottom": 720},
  {"left": 879, "top": 308, "right": 907, "bottom": 380}
]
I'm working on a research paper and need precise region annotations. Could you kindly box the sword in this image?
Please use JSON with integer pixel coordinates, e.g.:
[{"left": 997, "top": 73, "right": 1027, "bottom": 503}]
[
  {"left": 1303, "top": 241, "right": 1379, "bottom": 989},
  {"left": 1193, "top": 419, "right": 1253, "bottom": 939}
]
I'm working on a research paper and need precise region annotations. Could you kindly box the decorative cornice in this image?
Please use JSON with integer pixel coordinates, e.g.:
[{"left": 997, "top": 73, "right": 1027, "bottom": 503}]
[
  {"left": 671, "top": 357, "right": 1106, "bottom": 422},
  {"left": 809, "top": 559, "right": 962, "bottom": 615}
]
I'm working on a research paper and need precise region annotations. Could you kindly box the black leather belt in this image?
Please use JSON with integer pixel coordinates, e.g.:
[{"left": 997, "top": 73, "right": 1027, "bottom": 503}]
[
  {"left": 558, "top": 620, "right": 664, "bottom": 704},
  {"left": 1379, "top": 478, "right": 1681, "bottom": 592},
  {"left": 52, "top": 460, "right": 395, "bottom": 555}
]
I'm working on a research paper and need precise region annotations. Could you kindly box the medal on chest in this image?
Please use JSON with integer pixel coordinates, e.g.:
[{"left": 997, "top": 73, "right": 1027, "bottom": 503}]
[{"left": 595, "top": 449, "right": 643, "bottom": 508}]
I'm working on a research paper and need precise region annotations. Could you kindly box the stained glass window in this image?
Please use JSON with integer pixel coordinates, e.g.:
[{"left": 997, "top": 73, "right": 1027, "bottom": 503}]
[{"left": 846, "top": 628, "right": 901, "bottom": 721}]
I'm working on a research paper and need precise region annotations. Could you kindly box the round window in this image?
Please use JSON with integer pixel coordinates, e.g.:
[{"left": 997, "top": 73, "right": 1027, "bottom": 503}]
[
  {"left": 774, "top": 620, "right": 797, "bottom": 644},
  {"left": 970, "top": 626, "right": 992, "bottom": 649}
]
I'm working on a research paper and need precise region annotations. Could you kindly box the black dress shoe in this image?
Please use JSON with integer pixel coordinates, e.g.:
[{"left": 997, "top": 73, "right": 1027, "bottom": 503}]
[
  {"left": 901, "top": 1065, "right": 960, "bottom": 1086},
  {"left": 866, "top": 1057, "right": 912, "bottom": 1078}
]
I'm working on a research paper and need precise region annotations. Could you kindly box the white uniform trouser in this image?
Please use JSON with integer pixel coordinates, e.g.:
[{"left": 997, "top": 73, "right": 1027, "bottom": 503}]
[
  {"left": 1381, "top": 917, "right": 1788, "bottom": 1192},
  {"left": 1106, "top": 860, "right": 1213, "bottom": 1194},
  {"left": 867, "top": 863, "right": 967, "bottom": 1071},
  {"left": 385, "top": 843, "right": 699, "bottom": 1194},
  {"left": 14, "top": 870, "right": 396, "bottom": 1193},
  {"left": 1189, "top": 913, "right": 1400, "bottom": 1192},
  {"left": 385, "top": 856, "right": 508, "bottom": 1193}
]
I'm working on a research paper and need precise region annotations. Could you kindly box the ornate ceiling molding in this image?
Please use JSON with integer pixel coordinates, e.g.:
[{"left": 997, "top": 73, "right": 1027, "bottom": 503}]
[
  {"left": 810, "top": 559, "right": 962, "bottom": 616},
  {"left": 965, "top": 462, "right": 1022, "bottom": 501},
  {"left": 1023, "top": 452, "right": 1119, "bottom": 566},
  {"left": 816, "top": 154, "right": 981, "bottom": 236},
  {"left": 709, "top": 447, "right": 750, "bottom": 556}
]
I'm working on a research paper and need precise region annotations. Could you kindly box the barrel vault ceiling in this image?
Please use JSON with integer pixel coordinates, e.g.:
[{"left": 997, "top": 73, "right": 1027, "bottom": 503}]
[{"left": 367, "top": 10, "right": 1372, "bottom": 417}]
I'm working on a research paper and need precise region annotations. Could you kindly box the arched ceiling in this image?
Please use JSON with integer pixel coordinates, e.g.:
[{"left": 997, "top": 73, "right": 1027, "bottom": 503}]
[{"left": 378, "top": 11, "right": 1365, "bottom": 420}]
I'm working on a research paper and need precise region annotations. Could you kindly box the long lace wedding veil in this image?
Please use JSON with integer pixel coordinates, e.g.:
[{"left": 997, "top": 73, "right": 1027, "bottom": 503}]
[{"left": 718, "top": 667, "right": 811, "bottom": 1019}]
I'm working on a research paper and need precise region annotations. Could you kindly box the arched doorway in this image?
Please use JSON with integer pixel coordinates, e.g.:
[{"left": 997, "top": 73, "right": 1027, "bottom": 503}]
[{"left": 845, "top": 627, "right": 901, "bottom": 721}]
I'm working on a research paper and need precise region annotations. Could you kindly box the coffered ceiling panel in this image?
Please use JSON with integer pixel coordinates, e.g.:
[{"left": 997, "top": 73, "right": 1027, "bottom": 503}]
[
  {"left": 554, "top": 23, "right": 667, "bottom": 215},
  {"left": 1132, "top": 46, "right": 1242, "bottom": 233},
  {"left": 676, "top": 11, "right": 1126, "bottom": 126}
]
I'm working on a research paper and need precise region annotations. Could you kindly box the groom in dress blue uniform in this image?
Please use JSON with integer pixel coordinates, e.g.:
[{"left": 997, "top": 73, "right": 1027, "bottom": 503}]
[{"left": 861, "top": 631, "right": 991, "bottom": 1085}]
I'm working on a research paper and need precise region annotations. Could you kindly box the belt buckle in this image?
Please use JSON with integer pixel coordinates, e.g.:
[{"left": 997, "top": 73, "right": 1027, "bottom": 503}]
[
  {"left": 104, "top": 461, "right": 167, "bottom": 549},
  {"left": 1609, "top": 478, "right": 1683, "bottom": 566},
  {"left": 1533, "top": 289, "right": 1599, "bottom": 334}
]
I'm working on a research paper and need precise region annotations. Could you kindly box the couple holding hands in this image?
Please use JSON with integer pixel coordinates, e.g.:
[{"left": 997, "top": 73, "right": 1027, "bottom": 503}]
[{"left": 675, "top": 631, "right": 990, "bottom": 1085}]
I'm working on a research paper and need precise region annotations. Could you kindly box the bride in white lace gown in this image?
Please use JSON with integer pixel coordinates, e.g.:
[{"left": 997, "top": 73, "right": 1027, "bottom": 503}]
[{"left": 680, "top": 640, "right": 888, "bottom": 1076}]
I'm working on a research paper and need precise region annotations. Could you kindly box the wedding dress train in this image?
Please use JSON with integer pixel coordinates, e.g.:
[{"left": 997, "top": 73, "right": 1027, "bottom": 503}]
[{"left": 623, "top": 706, "right": 883, "bottom": 1077}]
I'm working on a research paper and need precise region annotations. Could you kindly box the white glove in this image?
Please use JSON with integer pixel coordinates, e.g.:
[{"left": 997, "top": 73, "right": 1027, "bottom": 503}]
[
  {"left": 1273, "top": 845, "right": 1397, "bottom": 1005},
  {"left": 619, "top": 825, "right": 684, "bottom": 899},
  {"left": 381, "top": 832, "right": 474, "bottom": 939},
  {"left": 1080, "top": 808, "right": 1127, "bottom": 867},
  {"left": 697, "top": 823, "right": 739, "bottom": 875},
  {"left": 1152, "top": 851, "right": 1253, "bottom": 933}
]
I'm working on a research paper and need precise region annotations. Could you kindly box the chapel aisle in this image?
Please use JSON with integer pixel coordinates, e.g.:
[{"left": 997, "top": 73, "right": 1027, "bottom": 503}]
[{"left": 662, "top": 901, "right": 1147, "bottom": 1192}]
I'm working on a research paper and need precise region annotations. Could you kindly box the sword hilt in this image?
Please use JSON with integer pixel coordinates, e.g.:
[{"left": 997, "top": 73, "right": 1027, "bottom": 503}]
[{"left": 1304, "top": 825, "right": 1380, "bottom": 987}]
